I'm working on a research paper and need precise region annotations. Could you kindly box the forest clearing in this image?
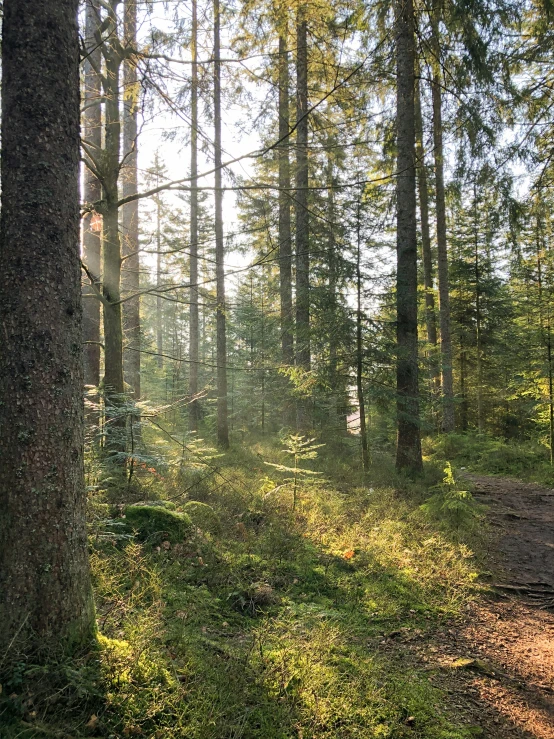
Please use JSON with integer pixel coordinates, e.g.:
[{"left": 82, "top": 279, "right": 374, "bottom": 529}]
[{"left": 1, "top": 0, "right": 554, "bottom": 737}]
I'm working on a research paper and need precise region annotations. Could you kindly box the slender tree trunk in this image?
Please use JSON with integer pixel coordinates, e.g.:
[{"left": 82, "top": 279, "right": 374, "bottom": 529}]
[
  {"left": 278, "top": 31, "right": 295, "bottom": 427},
  {"left": 189, "top": 0, "right": 200, "bottom": 431},
  {"left": 82, "top": 0, "right": 102, "bottom": 390},
  {"left": 214, "top": 0, "right": 229, "bottom": 447},
  {"left": 295, "top": 3, "right": 310, "bottom": 370},
  {"left": 156, "top": 195, "right": 164, "bottom": 368},
  {"left": 431, "top": 13, "right": 455, "bottom": 432},
  {"left": 415, "top": 80, "right": 438, "bottom": 351},
  {"left": 356, "top": 196, "right": 370, "bottom": 472},
  {"left": 122, "top": 0, "right": 141, "bottom": 402},
  {"left": 460, "top": 343, "right": 469, "bottom": 431},
  {"left": 279, "top": 33, "right": 294, "bottom": 367},
  {"left": 473, "top": 184, "right": 484, "bottom": 433},
  {"left": 536, "top": 204, "right": 554, "bottom": 464},
  {"left": 0, "top": 0, "right": 94, "bottom": 654},
  {"left": 395, "top": 0, "right": 423, "bottom": 475},
  {"left": 295, "top": 2, "right": 310, "bottom": 428},
  {"left": 102, "top": 1, "right": 126, "bottom": 454}
]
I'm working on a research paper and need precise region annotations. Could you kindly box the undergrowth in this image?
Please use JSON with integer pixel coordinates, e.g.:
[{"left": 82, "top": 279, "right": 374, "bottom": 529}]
[
  {"left": 0, "top": 436, "right": 485, "bottom": 739},
  {"left": 425, "top": 431, "right": 554, "bottom": 485}
]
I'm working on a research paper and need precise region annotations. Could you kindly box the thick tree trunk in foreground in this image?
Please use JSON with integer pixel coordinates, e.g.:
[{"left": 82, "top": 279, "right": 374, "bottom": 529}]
[
  {"left": 189, "top": 0, "right": 200, "bottom": 432},
  {"left": 431, "top": 13, "right": 455, "bottom": 432},
  {"left": 0, "top": 0, "right": 95, "bottom": 654},
  {"left": 122, "top": 0, "right": 141, "bottom": 402},
  {"left": 82, "top": 0, "right": 102, "bottom": 389},
  {"left": 395, "top": 0, "right": 423, "bottom": 474},
  {"left": 214, "top": 0, "right": 229, "bottom": 448}
]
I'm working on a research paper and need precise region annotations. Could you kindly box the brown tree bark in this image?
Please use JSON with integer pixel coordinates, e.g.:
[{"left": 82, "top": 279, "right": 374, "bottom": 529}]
[
  {"left": 214, "top": 0, "right": 229, "bottom": 448},
  {"left": 0, "top": 0, "right": 95, "bottom": 654},
  {"left": 189, "top": 0, "right": 200, "bottom": 431},
  {"left": 122, "top": 0, "right": 141, "bottom": 403},
  {"left": 395, "top": 0, "right": 423, "bottom": 475},
  {"left": 431, "top": 11, "right": 455, "bottom": 432},
  {"left": 82, "top": 0, "right": 102, "bottom": 390}
]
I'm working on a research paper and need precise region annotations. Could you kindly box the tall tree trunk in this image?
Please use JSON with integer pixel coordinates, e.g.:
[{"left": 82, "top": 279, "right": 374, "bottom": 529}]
[
  {"left": 0, "top": 0, "right": 94, "bottom": 654},
  {"left": 356, "top": 195, "right": 370, "bottom": 472},
  {"left": 214, "top": 0, "right": 229, "bottom": 447},
  {"left": 295, "top": 2, "right": 310, "bottom": 428},
  {"left": 278, "top": 30, "right": 295, "bottom": 427},
  {"left": 395, "top": 0, "right": 423, "bottom": 475},
  {"left": 156, "top": 195, "right": 164, "bottom": 368},
  {"left": 82, "top": 0, "right": 102, "bottom": 390},
  {"left": 278, "top": 33, "right": 294, "bottom": 367},
  {"left": 327, "top": 158, "right": 347, "bottom": 432},
  {"left": 473, "top": 183, "right": 484, "bottom": 433},
  {"left": 102, "top": 0, "right": 126, "bottom": 454},
  {"left": 415, "top": 80, "right": 438, "bottom": 351},
  {"left": 122, "top": 0, "right": 141, "bottom": 402},
  {"left": 189, "top": 0, "right": 200, "bottom": 431},
  {"left": 431, "top": 12, "right": 455, "bottom": 432},
  {"left": 459, "top": 343, "right": 469, "bottom": 431},
  {"left": 535, "top": 203, "right": 554, "bottom": 463}
]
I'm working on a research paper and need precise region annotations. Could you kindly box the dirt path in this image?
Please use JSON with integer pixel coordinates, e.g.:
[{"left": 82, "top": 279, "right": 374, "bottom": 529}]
[{"left": 431, "top": 475, "right": 554, "bottom": 738}]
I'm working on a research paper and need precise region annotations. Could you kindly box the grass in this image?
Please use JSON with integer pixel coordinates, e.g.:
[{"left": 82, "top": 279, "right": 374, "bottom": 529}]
[
  {"left": 424, "top": 431, "right": 554, "bottom": 485},
  {"left": 0, "top": 436, "right": 485, "bottom": 739}
]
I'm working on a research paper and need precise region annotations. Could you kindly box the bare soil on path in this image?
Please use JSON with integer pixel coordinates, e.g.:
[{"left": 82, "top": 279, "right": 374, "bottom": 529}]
[{"left": 422, "top": 475, "right": 554, "bottom": 738}]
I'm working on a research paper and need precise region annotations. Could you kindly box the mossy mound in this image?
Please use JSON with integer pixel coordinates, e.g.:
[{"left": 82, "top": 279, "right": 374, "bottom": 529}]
[
  {"left": 183, "top": 501, "right": 221, "bottom": 534},
  {"left": 123, "top": 505, "right": 192, "bottom": 545}
]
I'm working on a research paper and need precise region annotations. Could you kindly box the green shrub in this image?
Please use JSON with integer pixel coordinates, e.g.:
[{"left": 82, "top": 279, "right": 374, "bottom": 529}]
[{"left": 420, "top": 463, "right": 483, "bottom": 530}]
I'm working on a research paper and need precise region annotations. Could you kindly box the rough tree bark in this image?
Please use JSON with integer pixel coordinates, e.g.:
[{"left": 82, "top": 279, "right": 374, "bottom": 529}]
[
  {"left": 82, "top": 0, "right": 103, "bottom": 390},
  {"left": 189, "top": 0, "right": 200, "bottom": 431},
  {"left": 0, "top": 0, "right": 95, "bottom": 654},
  {"left": 214, "top": 0, "right": 229, "bottom": 447},
  {"left": 122, "top": 0, "right": 141, "bottom": 403},
  {"left": 395, "top": 0, "right": 423, "bottom": 474}
]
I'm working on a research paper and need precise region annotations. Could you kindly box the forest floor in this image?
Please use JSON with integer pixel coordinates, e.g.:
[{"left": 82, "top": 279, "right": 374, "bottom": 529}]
[
  {"left": 398, "top": 474, "right": 554, "bottom": 739},
  {"left": 2, "top": 443, "right": 554, "bottom": 738}
]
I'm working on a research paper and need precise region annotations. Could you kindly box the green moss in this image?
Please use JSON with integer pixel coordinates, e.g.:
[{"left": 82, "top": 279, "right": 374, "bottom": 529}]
[
  {"left": 123, "top": 505, "right": 192, "bottom": 544},
  {"left": 183, "top": 500, "right": 221, "bottom": 533}
]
